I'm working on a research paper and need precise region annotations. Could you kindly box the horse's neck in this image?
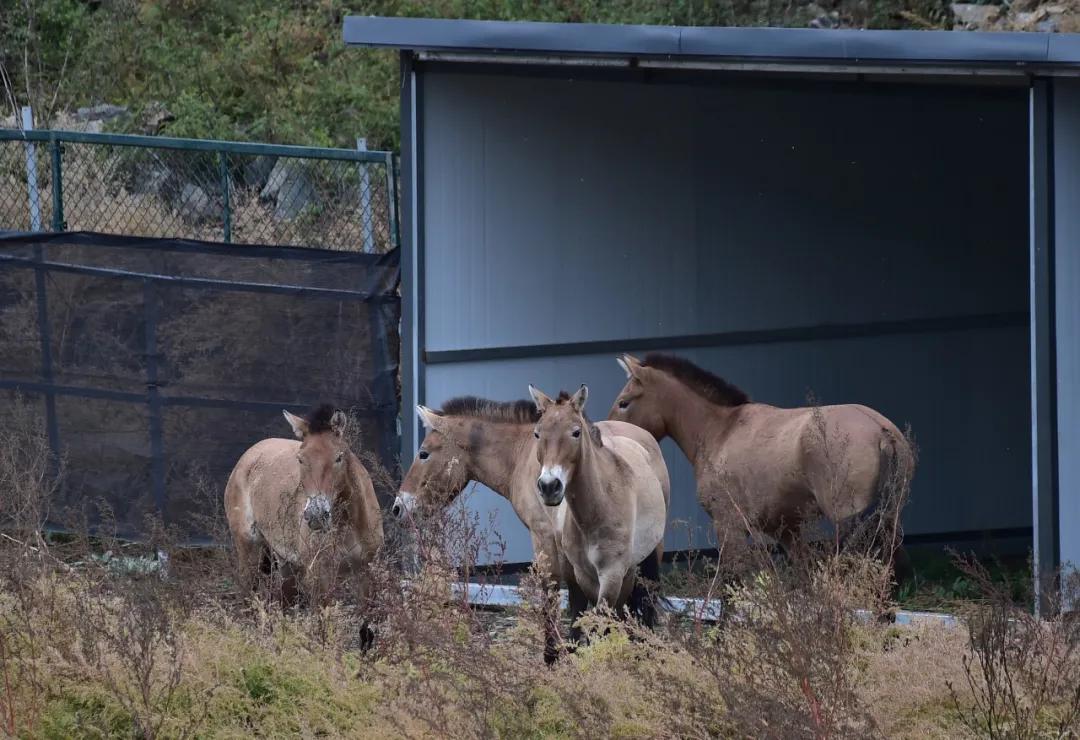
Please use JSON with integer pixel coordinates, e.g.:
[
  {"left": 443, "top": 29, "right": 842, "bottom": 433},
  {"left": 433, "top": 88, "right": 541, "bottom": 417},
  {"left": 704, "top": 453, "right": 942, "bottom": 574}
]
[
  {"left": 662, "top": 381, "right": 734, "bottom": 469},
  {"left": 462, "top": 421, "right": 531, "bottom": 501},
  {"left": 343, "top": 458, "right": 372, "bottom": 527},
  {"left": 563, "top": 439, "right": 612, "bottom": 533}
]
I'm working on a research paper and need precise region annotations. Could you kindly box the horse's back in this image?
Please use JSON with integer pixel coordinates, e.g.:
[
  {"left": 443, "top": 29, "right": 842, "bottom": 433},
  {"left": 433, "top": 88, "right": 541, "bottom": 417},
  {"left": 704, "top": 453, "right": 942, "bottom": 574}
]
[
  {"left": 604, "top": 434, "right": 668, "bottom": 564},
  {"left": 597, "top": 419, "right": 671, "bottom": 504},
  {"left": 225, "top": 437, "right": 301, "bottom": 540}
]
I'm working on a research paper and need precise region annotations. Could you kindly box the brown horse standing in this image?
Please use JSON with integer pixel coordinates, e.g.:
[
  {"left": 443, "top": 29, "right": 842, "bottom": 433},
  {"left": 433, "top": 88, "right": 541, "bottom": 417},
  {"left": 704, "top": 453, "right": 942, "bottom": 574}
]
[
  {"left": 224, "top": 405, "right": 384, "bottom": 612},
  {"left": 608, "top": 353, "right": 913, "bottom": 568},
  {"left": 530, "top": 385, "right": 670, "bottom": 629},
  {"left": 394, "top": 395, "right": 669, "bottom": 662}
]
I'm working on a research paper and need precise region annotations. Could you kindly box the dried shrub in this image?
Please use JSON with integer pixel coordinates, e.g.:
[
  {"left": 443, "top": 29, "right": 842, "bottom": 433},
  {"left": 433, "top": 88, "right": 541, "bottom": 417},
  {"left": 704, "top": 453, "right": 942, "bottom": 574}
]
[{"left": 947, "top": 555, "right": 1080, "bottom": 739}]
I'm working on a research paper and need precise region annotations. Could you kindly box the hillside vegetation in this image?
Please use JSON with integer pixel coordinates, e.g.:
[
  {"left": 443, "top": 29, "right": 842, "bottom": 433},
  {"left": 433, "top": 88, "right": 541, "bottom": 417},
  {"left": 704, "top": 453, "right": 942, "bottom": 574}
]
[{"left": 1, "top": 0, "right": 958, "bottom": 151}]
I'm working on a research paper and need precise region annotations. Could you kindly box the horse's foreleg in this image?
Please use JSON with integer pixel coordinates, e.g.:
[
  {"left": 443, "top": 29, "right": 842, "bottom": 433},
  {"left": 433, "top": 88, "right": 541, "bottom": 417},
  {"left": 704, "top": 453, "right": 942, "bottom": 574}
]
[
  {"left": 596, "top": 573, "right": 624, "bottom": 612},
  {"left": 565, "top": 572, "right": 590, "bottom": 647}
]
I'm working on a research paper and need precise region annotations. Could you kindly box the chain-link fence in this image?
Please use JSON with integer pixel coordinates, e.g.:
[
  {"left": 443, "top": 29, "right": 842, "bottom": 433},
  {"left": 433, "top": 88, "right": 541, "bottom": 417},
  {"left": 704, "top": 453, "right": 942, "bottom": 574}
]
[{"left": 0, "top": 129, "right": 398, "bottom": 252}]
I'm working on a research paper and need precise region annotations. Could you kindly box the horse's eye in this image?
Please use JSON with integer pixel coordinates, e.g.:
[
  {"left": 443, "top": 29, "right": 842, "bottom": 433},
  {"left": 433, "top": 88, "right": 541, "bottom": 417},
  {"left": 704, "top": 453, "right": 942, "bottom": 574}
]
[
  {"left": 571, "top": 428, "right": 581, "bottom": 439},
  {"left": 618, "top": 400, "right": 630, "bottom": 410},
  {"left": 335, "top": 453, "right": 344, "bottom": 464},
  {"left": 418, "top": 449, "right": 430, "bottom": 461},
  {"left": 297, "top": 456, "right": 305, "bottom": 465},
  {"left": 533, "top": 429, "right": 540, "bottom": 439}
]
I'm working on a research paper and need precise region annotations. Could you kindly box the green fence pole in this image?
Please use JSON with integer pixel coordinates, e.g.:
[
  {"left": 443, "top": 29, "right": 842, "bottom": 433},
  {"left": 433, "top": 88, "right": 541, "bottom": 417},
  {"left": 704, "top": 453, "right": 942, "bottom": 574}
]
[
  {"left": 49, "top": 139, "right": 65, "bottom": 231},
  {"left": 219, "top": 151, "right": 232, "bottom": 243}
]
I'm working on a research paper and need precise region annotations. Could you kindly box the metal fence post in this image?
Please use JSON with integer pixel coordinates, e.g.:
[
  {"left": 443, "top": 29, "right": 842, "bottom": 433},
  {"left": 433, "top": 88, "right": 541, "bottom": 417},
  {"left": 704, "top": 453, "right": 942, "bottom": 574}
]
[
  {"left": 21, "top": 107, "right": 43, "bottom": 232},
  {"left": 219, "top": 151, "right": 232, "bottom": 243},
  {"left": 357, "top": 137, "right": 374, "bottom": 253},
  {"left": 143, "top": 278, "right": 166, "bottom": 515},
  {"left": 50, "top": 139, "right": 65, "bottom": 231}
]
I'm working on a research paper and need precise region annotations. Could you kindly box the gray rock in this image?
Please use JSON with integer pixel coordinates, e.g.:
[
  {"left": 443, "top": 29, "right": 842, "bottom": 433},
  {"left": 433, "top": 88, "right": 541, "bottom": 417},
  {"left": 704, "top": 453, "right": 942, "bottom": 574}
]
[
  {"left": 177, "top": 182, "right": 218, "bottom": 223},
  {"left": 75, "top": 104, "right": 129, "bottom": 123},
  {"left": 260, "top": 159, "right": 316, "bottom": 220},
  {"left": 1036, "top": 16, "right": 1061, "bottom": 31},
  {"left": 242, "top": 155, "right": 278, "bottom": 191},
  {"left": 131, "top": 166, "right": 174, "bottom": 197},
  {"left": 951, "top": 2, "right": 1002, "bottom": 27}
]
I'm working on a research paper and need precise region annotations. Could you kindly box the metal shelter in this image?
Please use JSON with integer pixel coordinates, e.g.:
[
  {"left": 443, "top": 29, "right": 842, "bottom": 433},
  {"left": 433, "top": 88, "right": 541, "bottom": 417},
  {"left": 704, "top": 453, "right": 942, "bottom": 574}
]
[{"left": 345, "top": 17, "right": 1078, "bottom": 591}]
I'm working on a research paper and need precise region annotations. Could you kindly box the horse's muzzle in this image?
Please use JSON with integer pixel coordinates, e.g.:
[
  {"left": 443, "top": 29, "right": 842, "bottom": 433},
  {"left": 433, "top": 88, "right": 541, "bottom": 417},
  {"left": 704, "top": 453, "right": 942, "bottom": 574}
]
[
  {"left": 303, "top": 494, "right": 332, "bottom": 531},
  {"left": 536, "top": 476, "right": 564, "bottom": 507},
  {"left": 392, "top": 491, "right": 416, "bottom": 520}
]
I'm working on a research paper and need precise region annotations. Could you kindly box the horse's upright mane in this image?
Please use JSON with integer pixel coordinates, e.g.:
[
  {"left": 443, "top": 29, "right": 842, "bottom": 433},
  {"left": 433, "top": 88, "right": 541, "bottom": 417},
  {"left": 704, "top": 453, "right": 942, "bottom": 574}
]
[
  {"left": 304, "top": 403, "right": 338, "bottom": 433},
  {"left": 642, "top": 353, "right": 750, "bottom": 407},
  {"left": 438, "top": 396, "right": 540, "bottom": 424}
]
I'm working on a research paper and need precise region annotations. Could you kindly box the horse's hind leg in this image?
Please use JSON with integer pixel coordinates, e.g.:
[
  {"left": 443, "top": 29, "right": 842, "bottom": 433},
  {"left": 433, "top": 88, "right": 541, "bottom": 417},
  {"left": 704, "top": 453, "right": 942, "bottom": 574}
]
[{"left": 233, "top": 534, "right": 267, "bottom": 593}]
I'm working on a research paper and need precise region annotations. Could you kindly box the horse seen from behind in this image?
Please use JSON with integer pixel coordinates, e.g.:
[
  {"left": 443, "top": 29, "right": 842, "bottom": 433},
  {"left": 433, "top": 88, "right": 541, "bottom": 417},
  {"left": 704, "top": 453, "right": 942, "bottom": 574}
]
[{"left": 608, "top": 353, "right": 913, "bottom": 574}]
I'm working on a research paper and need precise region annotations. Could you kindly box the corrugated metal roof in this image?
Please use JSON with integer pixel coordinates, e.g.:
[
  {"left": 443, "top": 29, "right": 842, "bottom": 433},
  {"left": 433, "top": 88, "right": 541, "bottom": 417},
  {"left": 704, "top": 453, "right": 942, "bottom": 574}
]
[{"left": 343, "top": 15, "right": 1080, "bottom": 70}]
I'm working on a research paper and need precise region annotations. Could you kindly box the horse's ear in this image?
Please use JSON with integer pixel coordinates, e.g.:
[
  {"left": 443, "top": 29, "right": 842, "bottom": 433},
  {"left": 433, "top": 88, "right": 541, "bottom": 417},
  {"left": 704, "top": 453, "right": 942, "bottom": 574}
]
[
  {"left": 528, "top": 384, "right": 554, "bottom": 413},
  {"left": 282, "top": 409, "right": 308, "bottom": 439},
  {"left": 617, "top": 353, "right": 642, "bottom": 378},
  {"left": 330, "top": 410, "right": 348, "bottom": 437},
  {"left": 416, "top": 405, "right": 444, "bottom": 432},
  {"left": 570, "top": 384, "right": 588, "bottom": 412}
]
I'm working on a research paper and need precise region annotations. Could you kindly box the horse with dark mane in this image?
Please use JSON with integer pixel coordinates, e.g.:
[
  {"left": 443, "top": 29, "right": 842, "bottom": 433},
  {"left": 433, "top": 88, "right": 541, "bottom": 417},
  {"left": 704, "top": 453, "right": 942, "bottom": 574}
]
[
  {"left": 224, "top": 405, "right": 383, "bottom": 615},
  {"left": 609, "top": 353, "right": 913, "bottom": 572},
  {"left": 394, "top": 393, "right": 669, "bottom": 663}
]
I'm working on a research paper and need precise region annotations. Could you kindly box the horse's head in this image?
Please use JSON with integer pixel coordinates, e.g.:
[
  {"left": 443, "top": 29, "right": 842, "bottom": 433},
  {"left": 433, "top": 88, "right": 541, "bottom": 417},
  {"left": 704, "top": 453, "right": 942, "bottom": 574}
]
[
  {"left": 393, "top": 406, "right": 470, "bottom": 520},
  {"left": 607, "top": 353, "right": 668, "bottom": 439},
  {"left": 528, "top": 384, "right": 595, "bottom": 507},
  {"left": 282, "top": 406, "right": 350, "bottom": 532}
]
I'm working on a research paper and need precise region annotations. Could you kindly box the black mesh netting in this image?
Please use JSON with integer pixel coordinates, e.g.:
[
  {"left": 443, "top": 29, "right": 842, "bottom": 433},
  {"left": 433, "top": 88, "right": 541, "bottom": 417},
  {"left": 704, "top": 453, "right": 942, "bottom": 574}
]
[{"left": 0, "top": 231, "right": 400, "bottom": 543}]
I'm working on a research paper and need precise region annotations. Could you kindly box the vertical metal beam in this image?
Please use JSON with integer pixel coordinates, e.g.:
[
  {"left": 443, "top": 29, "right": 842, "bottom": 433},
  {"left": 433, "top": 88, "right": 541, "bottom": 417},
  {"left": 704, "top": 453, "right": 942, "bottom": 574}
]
[
  {"left": 49, "top": 139, "right": 64, "bottom": 231},
  {"left": 144, "top": 279, "right": 167, "bottom": 515},
  {"left": 1030, "top": 79, "right": 1060, "bottom": 615},
  {"left": 399, "top": 51, "right": 425, "bottom": 466},
  {"left": 1052, "top": 80, "right": 1080, "bottom": 610},
  {"left": 357, "top": 137, "right": 375, "bottom": 253},
  {"left": 21, "top": 107, "right": 42, "bottom": 232},
  {"left": 218, "top": 152, "right": 232, "bottom": 243}
]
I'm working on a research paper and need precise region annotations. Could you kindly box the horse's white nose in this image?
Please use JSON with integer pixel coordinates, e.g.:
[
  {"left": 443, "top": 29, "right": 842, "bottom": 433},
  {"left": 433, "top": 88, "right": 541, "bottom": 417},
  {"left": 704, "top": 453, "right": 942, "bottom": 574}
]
[
  {"left": 392, "top": 492, "right": 417, "bottom": 520},
  {"left": 536, "top": 468, "right": 565, "bottom": 506},
  {"left": 303, "top": 494, "right": 332, "bottom": 530}
]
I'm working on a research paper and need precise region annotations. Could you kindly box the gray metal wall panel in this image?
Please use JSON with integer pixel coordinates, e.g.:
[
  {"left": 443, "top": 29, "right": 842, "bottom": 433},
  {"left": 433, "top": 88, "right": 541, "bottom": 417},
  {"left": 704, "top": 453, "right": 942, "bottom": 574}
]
[
  {"left": 422, "top": 71, "right": 1027, "bottom": 353},
  {"left": 418, "top": 67, "right": 1030, "bottom": 563},
  {"left": 425, "top": 326, "right": 1030, "bottom": 557},
  {"left": 1055, "top": 80, "right": 1080, "bottom": 574}
]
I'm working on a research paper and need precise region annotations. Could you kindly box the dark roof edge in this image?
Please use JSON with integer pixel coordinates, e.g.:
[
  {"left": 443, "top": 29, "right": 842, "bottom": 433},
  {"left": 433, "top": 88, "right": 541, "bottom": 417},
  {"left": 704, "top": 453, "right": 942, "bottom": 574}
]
[{"left": 344, "top": 16, "right": 1080, "bottom": 67}]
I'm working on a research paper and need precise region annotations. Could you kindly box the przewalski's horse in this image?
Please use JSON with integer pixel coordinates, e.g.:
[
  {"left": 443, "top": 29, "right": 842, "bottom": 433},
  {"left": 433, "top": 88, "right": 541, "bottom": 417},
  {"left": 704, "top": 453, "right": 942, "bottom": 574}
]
[
  {"left": 394, "top": 395, "right": 669, "bottom": 663},
  {"left": 529, "top": 385, "right": 670, "bottom": 632},
  {"left": 608, "top": 353, "right": 913, "bottom": 571},
  {"left": 224, "top": 405, "right": 384, "bottom": 613}
]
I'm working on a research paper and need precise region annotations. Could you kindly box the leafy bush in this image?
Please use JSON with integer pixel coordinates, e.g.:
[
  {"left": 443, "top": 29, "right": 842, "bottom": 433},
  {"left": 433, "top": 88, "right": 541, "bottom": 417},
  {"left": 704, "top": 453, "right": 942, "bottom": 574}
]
[{"left": 2, "top": 0, "right": 953, "bottom": 150}]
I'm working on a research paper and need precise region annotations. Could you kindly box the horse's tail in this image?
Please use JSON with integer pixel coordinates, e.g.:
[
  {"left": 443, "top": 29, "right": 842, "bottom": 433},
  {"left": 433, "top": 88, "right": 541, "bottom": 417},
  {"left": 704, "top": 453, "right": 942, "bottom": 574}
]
[
  {"left": 628, "top": 547, "right": 662, "bottom": 629},
  {"left": 873, "top": 428, "right": 915, "bottom": 584}
]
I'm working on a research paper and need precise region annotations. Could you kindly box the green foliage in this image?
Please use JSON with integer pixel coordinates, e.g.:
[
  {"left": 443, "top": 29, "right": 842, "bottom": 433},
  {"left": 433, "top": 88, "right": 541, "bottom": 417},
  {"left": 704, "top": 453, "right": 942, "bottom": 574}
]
[{"left": 2, "top": 0, "right": 952, "bottom": 150}]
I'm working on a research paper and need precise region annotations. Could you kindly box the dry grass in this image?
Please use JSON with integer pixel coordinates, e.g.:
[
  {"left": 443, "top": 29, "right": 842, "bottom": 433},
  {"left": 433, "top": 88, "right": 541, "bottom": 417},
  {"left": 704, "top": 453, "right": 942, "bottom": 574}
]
[{"left": 1, "top": 395, "right": 1078, "bottom": 739}]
